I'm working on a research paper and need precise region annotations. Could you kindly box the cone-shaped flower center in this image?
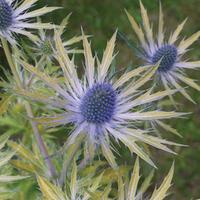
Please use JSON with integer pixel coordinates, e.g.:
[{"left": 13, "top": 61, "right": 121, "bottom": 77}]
[
  {"left": 41, "top": 40, "right": 53, "bottom": 55},
  {"left": 152, "top": 45, "right": 178, "bottom": 72},
  {"left": 0, "top": 0, "right": 13, "bottom": 30},
  {"left": 80, "top": 83, "right": 116, "bottom": 124}
]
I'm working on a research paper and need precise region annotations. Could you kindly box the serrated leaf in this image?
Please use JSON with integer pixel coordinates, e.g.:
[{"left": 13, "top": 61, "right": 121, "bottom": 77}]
[
  {"left": 127, "top": 157, "right": 140, "bottom": 199},
  {"left": 7, "top": 141, "right": 43, "bottom": 170},
  {"left": 10, "top": 160, "right": 39, "bottom": 173},
  {"left": 37, "top": 176, "right": 68, "bottom": 200},
  {"left": 150, "top": 163, "right": 174, "bottom": 200}
]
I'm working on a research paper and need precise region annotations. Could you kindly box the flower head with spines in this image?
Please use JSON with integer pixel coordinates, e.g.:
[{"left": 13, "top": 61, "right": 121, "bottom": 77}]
[
  {"left": 32, "top": 15, "right": 84, "bottom": 62},
  {"left": 0, "top": 0, "right": 59, "bottom": 43},
  {"left": 126, "top": 1, "right": 200, "bottom": 103},
  {"left": 18, "top": 30, "right": 184, "bottom": 168}
]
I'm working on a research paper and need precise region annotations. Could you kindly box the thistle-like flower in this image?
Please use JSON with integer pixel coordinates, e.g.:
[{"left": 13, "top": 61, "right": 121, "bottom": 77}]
[
  {"left": 0, "top": 0, "right": 59, "bottom": 43},
  {"left": 32, "top": 15, "right": 83, "bottom": 61},
  {"left": 125, "top": 1, "right": 200, "bottom": 103},
  {"left": 18, "top": 31, "right": 183, "bottom": 168}
]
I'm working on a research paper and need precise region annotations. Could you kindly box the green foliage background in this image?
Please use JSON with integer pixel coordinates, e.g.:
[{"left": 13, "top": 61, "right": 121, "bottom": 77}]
[{"left": 1, "top": 0, "right": 200, "bottom": 199}]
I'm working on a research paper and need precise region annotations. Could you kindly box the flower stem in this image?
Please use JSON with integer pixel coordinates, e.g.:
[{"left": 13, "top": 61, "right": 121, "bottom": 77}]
[
  {"left": 25, "top": 102, "right": 57, "bottom": 178},
  {"left": 1, "top": 37, "right": 57, "bottom": 179}
]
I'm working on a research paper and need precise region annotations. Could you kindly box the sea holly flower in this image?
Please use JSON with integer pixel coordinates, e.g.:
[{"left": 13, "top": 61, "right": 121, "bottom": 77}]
[
  {"left": 32, "top": 15, "right": 84, "bottom": 62},
  {"left": 17, "top": 31, "right": 184, "bottom": 168},
  {"left": 125, "top": 1, "right": 200, "bottom": 103},
  {"left": 0, "top": 0, "right": 59, "bottom": 43}
]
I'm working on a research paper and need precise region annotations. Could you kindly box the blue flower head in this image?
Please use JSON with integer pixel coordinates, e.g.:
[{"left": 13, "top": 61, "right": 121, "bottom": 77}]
[
  {"left": 80, "top": 83, "right": 116, "bottom": 124},
  {"left": 126, "top": 1, "right": 200, "bottom": 103},
  {"left": 152, "top": 45, "right": 178, "bottom": 72},
  {"left": 0, "top": 0, "right": 59, "bottom": 43},
  {"left": 0, "top": 0, "right": 13, "bottom": 31},
  {"left": 18, "top": 31, "right": 184, "bottom": 168}
]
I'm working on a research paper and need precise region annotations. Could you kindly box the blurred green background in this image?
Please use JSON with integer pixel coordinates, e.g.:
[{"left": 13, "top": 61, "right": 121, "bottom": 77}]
[{"left": 1, "top": 0, "right": 200, "bottom": 199}]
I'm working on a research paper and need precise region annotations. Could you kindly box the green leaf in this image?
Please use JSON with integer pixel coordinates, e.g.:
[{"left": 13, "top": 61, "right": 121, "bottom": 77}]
[
  {"left": 7, "top": 141, "right": 43, "bottom": 170},
  {"left": 0, "top": 133, "right": 9, "bottom": 150},
  {"left": 37, "top": 176, "right": 68, "bottom": 200},
  {"left": 0, "top": 151, "right": 15, "bottom": 168},
  {"left": 0, "top": 96, "right": 12, "bottom": 115}
]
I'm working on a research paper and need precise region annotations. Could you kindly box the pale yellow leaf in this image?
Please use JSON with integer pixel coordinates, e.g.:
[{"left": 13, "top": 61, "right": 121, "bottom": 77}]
[
  {"left": 98, "top": 31, "right": 117, "bottom": 81},
  {"left": 70, "top": 160, "right": 77, "bottom": 200},
  {"left": 125, "top": 9, "right": 147, "bottom": 49},
  {"left": 158, "top": 2, "right": 164, "bottom": 46},
  {"left": 37, "top": 176, "right": 67, "bottom": 200},
  {"left": 176, "top": 74, "right": 200, "bottom": 91},
  {"left": 101, "top": 138, "right": 118, "bottom": 169},
  {"left": 17, "top": 7, "right": 61, "bottom": 20},
  {"left": 168, "top": 75, "right": 195, "bottom": 104},
  {"left": 178, "top": 31, "right": 200, "bottom": 53},
  {"left": 114, "top": 65, "right": 151, "bottom": 89},
  {"left": 156, "top": 120, "right": 182, "bottom": 137},
  {"left": 169, "top": 18, "right": 187, "bottom": 44},
  {"left": 82, "top": 29, "right": 95, "bottom": 86},
  {"left": 150, "top": 163, "right": 174, "bottom": 200},
  {"left": 127, "top": 157, "right": 140, "bottom": 200},
  {"left": 139, "top": 1, "right": 154, "bottom": 46},
  {"left": 0, "top": 175, "right": 29, "bottom": 183}
]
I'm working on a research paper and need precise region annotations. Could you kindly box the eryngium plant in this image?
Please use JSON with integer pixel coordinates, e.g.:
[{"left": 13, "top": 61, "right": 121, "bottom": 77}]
[
  {"left": 36, "top": 157, "right": 174, "bottom": 200},
  {"left": 117, "top": 158, "right": 174, "bottom": 200},
  {"left": 125, "top": 1, "right": 200, "bottom": 103},
  {"left": 17, "top": 30, "right": 184, "bottom": 168},
  {"left": 0, "top": 0, "right": 59, "bottom": 43},
  {"left": 0, "top": 0, "right": 198, "bottom": 199},
  {"left": 32, "top": 14, "right": 84, "bottom": 62}
]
